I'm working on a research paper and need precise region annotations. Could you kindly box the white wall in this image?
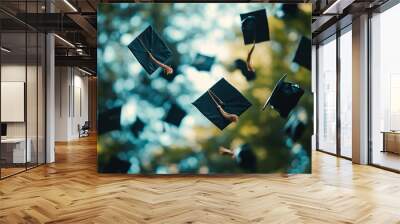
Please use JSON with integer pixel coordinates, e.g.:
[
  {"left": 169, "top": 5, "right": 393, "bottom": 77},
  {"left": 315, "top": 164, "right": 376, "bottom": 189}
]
[
  {"left": 55, "top": 66, "right": 69, "bottom": 141},
  {"left": 1, "top": 65, "right": 26, "bottom": 139},
  {"left": 54, "top": 67, "right": 89, "bottom": 141},
  {"left": 1, "top": 63, "right": 46, "bottom": 164},
  {"left": 1, "top": 65, "right": 39, "bottom": 137}
]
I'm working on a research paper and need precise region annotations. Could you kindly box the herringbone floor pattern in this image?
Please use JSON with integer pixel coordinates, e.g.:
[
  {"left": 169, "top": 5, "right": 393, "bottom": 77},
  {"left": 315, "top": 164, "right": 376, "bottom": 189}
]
[{"left": 1, "top": 136, "right": 400, "bottom": 224}]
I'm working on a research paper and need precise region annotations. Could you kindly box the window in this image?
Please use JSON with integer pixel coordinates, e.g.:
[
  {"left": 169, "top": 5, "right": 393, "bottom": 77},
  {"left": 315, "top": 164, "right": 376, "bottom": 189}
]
[
  {"left": 317, "top": 36, "right": 337, "bottom": 154},
  {"left": 370, "top": 3, "right": 400, "bottom": 171},
  {"left": 339, "top": 28, "right": 352, "bottom": 158}
]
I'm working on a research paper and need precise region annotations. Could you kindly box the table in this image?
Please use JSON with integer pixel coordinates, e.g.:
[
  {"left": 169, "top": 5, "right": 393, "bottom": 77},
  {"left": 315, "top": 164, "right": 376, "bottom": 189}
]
[
  {"left": 382, "top": 131, "right": 400, "bottom": 154},
  {"left": 1, "top": 138, "right": 31, "bottom": 163}
]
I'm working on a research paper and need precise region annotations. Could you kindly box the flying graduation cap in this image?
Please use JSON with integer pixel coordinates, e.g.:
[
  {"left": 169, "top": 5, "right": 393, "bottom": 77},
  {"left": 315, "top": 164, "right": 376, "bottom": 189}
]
[
  {"left": 219, "top": 144, "right": 257, "bottom": 172},
  {"left": 131, "top": 117, "right": 145, "bottom": 138},
  {"left": 234, "top": 59, "right": 256, "bottom": 81},
  {"left": 128, "top": 25, "right": 173, "bottom": 75},
  {"left": 293, "top": 36, "right": 311, "bottom": 70},
  {"left": 262, "top": 74, "right": 304, "bottom": 118},
  {"left": 163, "top": 103, "right": 187, "bottom": 127},
  {"left": 98, "top": 106, "right": 122, "bottom": 135},
  {"left": 284, "top": 109, "right": 307, "bottom": 142},
  {"left": 280, "top": 4, "right": 299, "bottom": 19},
  {"left": 192, "top": 78, "right": 252, "bottom": 130},
  {"left": 240, "top": 9, "right": 270, "bottom": 72},
  {"left": 192, "top": 53, "right": 215, "bottom": 72},
  {"left": 99, "top": 156, "right": 131, "bottom": 173}
]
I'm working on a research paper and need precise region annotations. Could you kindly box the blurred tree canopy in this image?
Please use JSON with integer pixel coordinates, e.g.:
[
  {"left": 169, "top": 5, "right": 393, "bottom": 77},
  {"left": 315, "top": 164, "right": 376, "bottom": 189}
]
[{"left": 97, "top": 3, "right": 312, "bottom": 174}]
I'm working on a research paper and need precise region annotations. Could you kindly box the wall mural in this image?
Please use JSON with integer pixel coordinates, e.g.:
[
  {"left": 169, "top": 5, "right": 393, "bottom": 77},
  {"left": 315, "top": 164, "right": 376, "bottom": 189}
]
[{"left": 97, "top": 3, "right": 312, "bottom": 174}]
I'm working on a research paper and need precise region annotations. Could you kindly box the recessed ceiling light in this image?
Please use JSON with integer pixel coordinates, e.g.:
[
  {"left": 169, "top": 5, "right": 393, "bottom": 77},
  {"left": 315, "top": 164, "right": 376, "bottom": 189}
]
[
  {"left": 1, "top": 47, "right": 11, "bottom": 53},
  {"left": 78, "top": 67, "right": 93, "bottom": 76},
  {"left": 63, "top": 0, "right": 78, "bottom": 12},
  {"left": 322, "top": 0, "right": 353, "bottom": 15},
  {"left": 54, "top": 34, "right": 75, "bottom": 48}
]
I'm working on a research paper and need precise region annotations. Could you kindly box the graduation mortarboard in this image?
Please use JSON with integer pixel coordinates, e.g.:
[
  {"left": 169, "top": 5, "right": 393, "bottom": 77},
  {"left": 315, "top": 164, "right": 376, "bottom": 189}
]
[
  {"left": 98, "top": 156, "right": 131, "bottom": 173},
  {"left": 240, "top": 9, "right": 270, "bottom": 72},
  {"left": 163, "top": 103, "right": 187, "bottom": 127},
  {"left": 240, "top": 9, "right": 270, "bottom": 45},
  {"left": 219, "top": 144, "right": 257, "bottom": 172},
  {"left": 192, "top": 78, "right": 252, "bottom": 130},
  {"left": 192, "top": 53, "right": 215, "bottom": 72},
  {"left": 235, "top": 144, "right": 257, "bottom": 172},
  {"left": 280, "top": 4, "right": 299, "bottom": 19},
  {"left": 284, "top": 110, "right": 307, "bottom": 142},
  {"left": 98, "top": 106, "right": 122, "bottom": 135},
  {"left": 131, "top": 117, "right": 145, "bottom": 138},
  {"left": 234, "top": 59, "right": 256, "bottom": 81},
  {"left": 262, "top": 74, "right": 304, "bottom": 118},
  {"left": 293, "top": 36, "right": 311, "bottom": 70},
  {"left": 128, "top": 25, "right": 173, "bottom": 75}
]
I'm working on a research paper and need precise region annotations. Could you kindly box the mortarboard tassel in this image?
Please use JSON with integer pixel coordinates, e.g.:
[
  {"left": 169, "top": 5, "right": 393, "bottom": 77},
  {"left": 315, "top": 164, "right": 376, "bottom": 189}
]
[
  {"left": 246, "top": 41, "right": 256, "bottom": 72},
  {"left": 219, "top": 147, "right": 235, "bottom": 158},
  {"left": 208, "top": 90, "right": 239, "bottom": 122},
  {"left": 138, "top": 38, "right": 173, "bottom": 75},
  {"left": 148, "top": 52, "right": 174, "bottom": 75}
]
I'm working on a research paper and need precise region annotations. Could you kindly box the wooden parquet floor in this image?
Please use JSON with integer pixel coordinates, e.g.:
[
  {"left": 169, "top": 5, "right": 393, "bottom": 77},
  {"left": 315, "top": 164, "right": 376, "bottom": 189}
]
[{"left": 1, "top": 136, "right": 400, "bottom": 224}]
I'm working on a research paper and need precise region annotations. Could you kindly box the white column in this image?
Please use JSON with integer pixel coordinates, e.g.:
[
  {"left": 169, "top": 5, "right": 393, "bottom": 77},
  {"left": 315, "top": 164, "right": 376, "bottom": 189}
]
[
  {"left": 45, "top": 1, "right": 55, "bottom": 163},
  {"left": 46, "top": 33, "right": 55, "bottom": 163},
  {"left": 352, "top": 14, "right": 369, "bottom": 164}
]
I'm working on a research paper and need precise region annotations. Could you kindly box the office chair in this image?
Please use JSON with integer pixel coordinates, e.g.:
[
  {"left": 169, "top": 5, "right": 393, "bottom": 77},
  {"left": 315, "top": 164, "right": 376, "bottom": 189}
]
[{"left": 78, "top": 121, "right": 90, "bottom": 138}]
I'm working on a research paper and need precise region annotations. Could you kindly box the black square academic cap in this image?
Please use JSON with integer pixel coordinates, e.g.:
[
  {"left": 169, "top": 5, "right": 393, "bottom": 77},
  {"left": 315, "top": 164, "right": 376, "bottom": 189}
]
[
  {"left": 240, "top": 9, "right": 270, "bottom": 45},
  {"left": 192, "top": 53, "right": 215, "bottom": 71},
  {"left": 163, "top": 103, "right": 187, "bottom": 127},
  {"left": 236, "top": 144, "right": 257, "bottom": 172},
  {"left": 128, "top": 25, "right": 173, "bottom": 75},
  {"left": 281, "top": 4, "right": 299, "bottom": 19},
  {"left": 234, "top": 59, "right": 256, "bottom": 81},
  {"left": 284, "top": 114, "right": 306, "bottom": 142},
  {"left": 293, "top": 36, "right": 311, "bottom": 70},
  {"left": 98, "top": 106, "right": 122, "bottom": 135},
  {"left": 262, "top": 74, "right": 304, "bottom": 118},
  {"left": 98, "top": 156, "right": 131, "bottom": 173},
  {"left": 219, "top": 144, "right": 257, "bottom": 172},
  {"left": 192, "top": 78, "right": 252, "bottom": 130},
  {"left": 131, "top": 117, "right": 145, "bottom": 137}
]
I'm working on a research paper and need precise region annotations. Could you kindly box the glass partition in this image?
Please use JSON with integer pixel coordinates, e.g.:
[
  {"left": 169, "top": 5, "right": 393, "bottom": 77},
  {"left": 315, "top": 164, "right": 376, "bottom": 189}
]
[
  {"left": 1, "top": 29, "right": 28, "bottom": 177},
  {"left": 0, "top": 1, "right": 46, "bottom": 179}
]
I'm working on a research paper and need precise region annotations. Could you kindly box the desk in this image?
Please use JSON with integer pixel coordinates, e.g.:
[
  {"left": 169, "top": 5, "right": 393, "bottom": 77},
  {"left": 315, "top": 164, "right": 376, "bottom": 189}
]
[
  {"left": 382, "top": 131, "right": 400, "bottom": 154},
  {"left": 1, "top": 138, "right": 31, "bottom": 163}
]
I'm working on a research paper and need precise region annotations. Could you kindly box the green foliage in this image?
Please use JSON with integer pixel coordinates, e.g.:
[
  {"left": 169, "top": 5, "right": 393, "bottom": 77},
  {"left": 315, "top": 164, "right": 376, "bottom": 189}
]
[{"left": 97, "top": 3, "right": 312, "bottom": 174}]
